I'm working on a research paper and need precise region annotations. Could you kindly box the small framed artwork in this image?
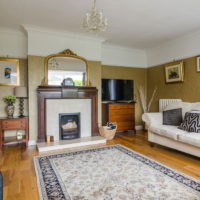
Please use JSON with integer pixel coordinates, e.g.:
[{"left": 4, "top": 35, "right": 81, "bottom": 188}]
[
  {"left": 0, "top": 58, "right": 19, "bottom": 86},
  {"left": 196, "top": 56, "right": 200, "bottom": 72},
  {"left": 165, "top": 61, "right": 184, "bottom": 83}
]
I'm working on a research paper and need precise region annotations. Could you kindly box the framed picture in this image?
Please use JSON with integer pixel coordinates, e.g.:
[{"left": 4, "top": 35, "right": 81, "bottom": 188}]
[
  {"left": 196, "top": 56, "right": 200, "bottom": 72},
  {"left": 165, "top": 61, "right": 184, "bottom": 83},
  {"left": 0, "top": 58, "right": 19, "bottom": 86}
]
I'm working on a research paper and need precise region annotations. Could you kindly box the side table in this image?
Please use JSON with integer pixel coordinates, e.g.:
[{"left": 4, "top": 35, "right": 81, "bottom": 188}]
[{"left": 0, "top": 117, "right": 29, "bottom": 149}]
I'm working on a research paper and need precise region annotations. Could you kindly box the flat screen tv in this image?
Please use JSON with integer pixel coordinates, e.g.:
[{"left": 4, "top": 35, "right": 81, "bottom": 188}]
[{"left": 102, "top": 79, "right": 133, "bottom": 101}]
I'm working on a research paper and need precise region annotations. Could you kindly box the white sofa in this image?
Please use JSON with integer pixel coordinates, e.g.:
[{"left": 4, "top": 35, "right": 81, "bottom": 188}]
[{"left": 142, "top": 102, "right": 200, "bottom": 158}]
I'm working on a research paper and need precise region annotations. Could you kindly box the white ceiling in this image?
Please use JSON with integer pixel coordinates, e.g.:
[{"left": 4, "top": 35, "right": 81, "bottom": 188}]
[{"left": 1, "top": 0, "right": 200, "bottom": 49}]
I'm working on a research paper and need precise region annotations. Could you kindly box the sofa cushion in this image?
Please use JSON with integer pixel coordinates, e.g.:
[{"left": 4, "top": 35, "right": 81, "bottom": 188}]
[
  {"left": 178, "top": 112, "right": 200, "bottom": 133},
  {"left": 149, "top": 124, "right": 186, "bottom": 140},
  {"left": 178, "top": 133, "right": 200, "bottom": 148},
  {"left": 190, "top": 102, "right": 200, "bottom": 111},
  {"left": 163, "top": 108, "right": 182, "bottom": 126},
  {"left": 164, "top": 102, "right": 192, "bottom": 118}
]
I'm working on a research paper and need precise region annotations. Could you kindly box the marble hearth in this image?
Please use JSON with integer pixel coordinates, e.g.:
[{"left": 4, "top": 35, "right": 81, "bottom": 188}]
[{"left": 37, "top": 136, "right": 106, "bottom": 153}]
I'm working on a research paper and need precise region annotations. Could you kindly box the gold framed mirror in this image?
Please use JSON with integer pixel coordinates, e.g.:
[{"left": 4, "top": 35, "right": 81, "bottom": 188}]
[{"left": 44, "top": 49, "right": 89, "bottom": 86}]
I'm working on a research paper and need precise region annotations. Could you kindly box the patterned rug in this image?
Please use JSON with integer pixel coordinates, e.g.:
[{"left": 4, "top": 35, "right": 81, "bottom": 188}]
[{"left": 34, "top": 145, "right": 200, "bottom": 200}]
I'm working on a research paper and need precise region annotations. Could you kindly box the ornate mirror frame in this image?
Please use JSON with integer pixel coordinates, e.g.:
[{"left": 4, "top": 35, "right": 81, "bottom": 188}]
[{"left": 44, "top": 49, "right": 89, "bottom": 86}]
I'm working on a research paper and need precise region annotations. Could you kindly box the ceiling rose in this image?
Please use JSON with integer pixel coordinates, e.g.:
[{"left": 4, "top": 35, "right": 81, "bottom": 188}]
[{"left": 83, "top": 0, "right": 108, "bottom": 33}]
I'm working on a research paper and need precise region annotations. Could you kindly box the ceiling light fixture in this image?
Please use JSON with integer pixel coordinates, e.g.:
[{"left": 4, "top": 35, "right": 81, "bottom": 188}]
[{"left": 83, "top": 0, "right": 108, "bottom": 33}]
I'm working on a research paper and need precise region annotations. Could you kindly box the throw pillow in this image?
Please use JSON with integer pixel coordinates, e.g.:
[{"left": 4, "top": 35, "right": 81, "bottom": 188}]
[
  {"left": 163, "top": 108, "right": 182, "bottom": 126},
  {"left": 164, "top": 102, "right": 191, "bottom": 118},
  {"left": 178, "top": 112, "right": 200, "bottom": 133}
]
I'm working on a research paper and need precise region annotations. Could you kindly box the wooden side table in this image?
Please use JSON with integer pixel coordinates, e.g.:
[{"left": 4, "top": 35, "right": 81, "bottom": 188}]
[{"left": 0, "top": 117, "right": 29, "bottom": 149}]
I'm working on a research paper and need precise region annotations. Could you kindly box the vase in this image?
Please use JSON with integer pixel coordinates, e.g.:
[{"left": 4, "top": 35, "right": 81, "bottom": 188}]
[{"left": 6, "top": 104, "right": 15, "bottom": 118}]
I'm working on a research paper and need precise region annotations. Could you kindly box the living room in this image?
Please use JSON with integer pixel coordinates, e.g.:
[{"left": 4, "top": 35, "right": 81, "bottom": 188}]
[{"left": 0, "top": 0, "right": 200, "bottom": 199}]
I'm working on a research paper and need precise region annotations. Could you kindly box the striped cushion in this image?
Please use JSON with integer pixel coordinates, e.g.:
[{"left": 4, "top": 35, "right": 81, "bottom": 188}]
[{"left": 178, "top": 112, "right": 200, "bottom": 133}]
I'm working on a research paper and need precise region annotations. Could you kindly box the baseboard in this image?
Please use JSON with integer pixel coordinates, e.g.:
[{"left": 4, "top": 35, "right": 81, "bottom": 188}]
[
  {"left": 28, "top": 140, "right": 36, "bottom": 146},
  {"left": 3, "top": 140, "right": 36, "bottom": 146},
  {"left": 135, "top": 125, "right": 143, "bottom": 130}
]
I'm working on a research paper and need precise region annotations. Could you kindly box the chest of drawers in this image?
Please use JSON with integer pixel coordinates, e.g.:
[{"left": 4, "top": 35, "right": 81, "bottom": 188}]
[{"left": 102, "top": 103, "right": 135, "bottom": 132}]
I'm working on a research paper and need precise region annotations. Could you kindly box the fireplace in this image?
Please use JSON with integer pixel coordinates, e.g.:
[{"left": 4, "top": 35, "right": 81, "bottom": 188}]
[
  {"left": 37, "top": 86, "right": 98, "bottom": 142},
  {"left": 59, "top": 113, "right": 80, "bottom": 140}
]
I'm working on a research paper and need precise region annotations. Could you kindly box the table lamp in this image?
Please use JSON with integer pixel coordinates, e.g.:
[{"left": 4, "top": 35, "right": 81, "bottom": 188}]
[{"left": 14, "top": 86, "right": 27, "bottom": 117}]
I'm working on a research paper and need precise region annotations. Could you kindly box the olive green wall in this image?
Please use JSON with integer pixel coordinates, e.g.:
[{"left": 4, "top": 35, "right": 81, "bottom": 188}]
[
  {"left": 28, "top": 56, "right": 45, "bottom": 140},
  {"left": 0, "top": 56, "right": 147, "bottom": 141},
  {"left": 5, "top": 56, "right": 198, "bottom": 141},
  {"left": 2, "top": 55, "right": 199, "bottom": 142},
  {"left": 102, "top": 65, "right": 147, "bottom": 125},
  {"left": 28, "top": 57, "right": 146, "bottom": 141},
  {"left": 87, "top": 60, "right": 102, "bottom": 125},
  {"left": 147, "top": 56, "right": 200, "bottom": 112}
]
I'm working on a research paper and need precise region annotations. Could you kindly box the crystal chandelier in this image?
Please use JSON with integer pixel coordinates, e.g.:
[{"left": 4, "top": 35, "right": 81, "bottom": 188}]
[{"left": 83, "top": 0, "right": 108, "bottom": 33}]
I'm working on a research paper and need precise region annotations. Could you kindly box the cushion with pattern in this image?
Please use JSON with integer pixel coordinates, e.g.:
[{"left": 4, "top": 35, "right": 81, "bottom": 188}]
[
  {"left": 163, "top": 108, "right": 182, "bottom": 126},
  {"left": 178, "top": 112, "right": 200, "bottom": 133}
]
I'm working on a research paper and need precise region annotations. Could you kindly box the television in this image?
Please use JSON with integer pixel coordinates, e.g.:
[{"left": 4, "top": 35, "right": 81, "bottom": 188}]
[{"left": 102, "top": 79, "right": 133, "bottom": 101}]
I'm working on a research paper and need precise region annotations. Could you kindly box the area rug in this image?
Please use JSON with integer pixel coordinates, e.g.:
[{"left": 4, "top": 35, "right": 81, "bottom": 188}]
[{"left": 34, "top": 145, "right": 200, "bottom": 200}]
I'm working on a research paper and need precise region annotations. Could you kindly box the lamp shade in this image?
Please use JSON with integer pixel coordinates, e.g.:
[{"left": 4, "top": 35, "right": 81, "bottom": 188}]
[{"left": 14, "top": 86, "right": 27, "bottom": 98}]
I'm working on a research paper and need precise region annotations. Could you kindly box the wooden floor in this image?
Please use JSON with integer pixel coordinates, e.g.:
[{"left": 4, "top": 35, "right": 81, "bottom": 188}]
[{"left": 1, "top": 131, "right": 200, "bottom": 200}]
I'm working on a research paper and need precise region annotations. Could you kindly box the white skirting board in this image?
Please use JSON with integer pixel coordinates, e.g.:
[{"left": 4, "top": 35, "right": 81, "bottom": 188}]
[
  {"left": 28, "top": 140, "right": 37, "bottom": 146},
  {"left": 3, "top": 140, "right": 36, "bottom": 146},
  {"left": 135, "top": 125, "right": 143, "bottom": 130}
]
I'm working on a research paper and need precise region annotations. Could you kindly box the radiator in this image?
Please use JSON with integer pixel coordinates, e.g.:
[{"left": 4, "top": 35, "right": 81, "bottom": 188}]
[{"left": 159, "top": 99, "right": 182, "bottom": 112}]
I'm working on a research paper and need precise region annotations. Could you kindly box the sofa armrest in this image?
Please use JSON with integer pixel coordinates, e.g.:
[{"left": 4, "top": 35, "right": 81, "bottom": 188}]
[{"left": 142, "top": 112, "right": 163, "bottom": 127}]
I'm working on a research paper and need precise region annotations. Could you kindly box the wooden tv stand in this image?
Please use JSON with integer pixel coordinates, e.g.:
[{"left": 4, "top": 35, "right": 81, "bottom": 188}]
[{"left": 102, "top": 103, "right": 135, "bottom": 132}]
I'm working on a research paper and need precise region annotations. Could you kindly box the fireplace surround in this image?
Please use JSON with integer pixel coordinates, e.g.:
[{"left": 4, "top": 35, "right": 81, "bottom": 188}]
[{"left": 37, "top": 86, "right": 98, "bottom": 142}]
